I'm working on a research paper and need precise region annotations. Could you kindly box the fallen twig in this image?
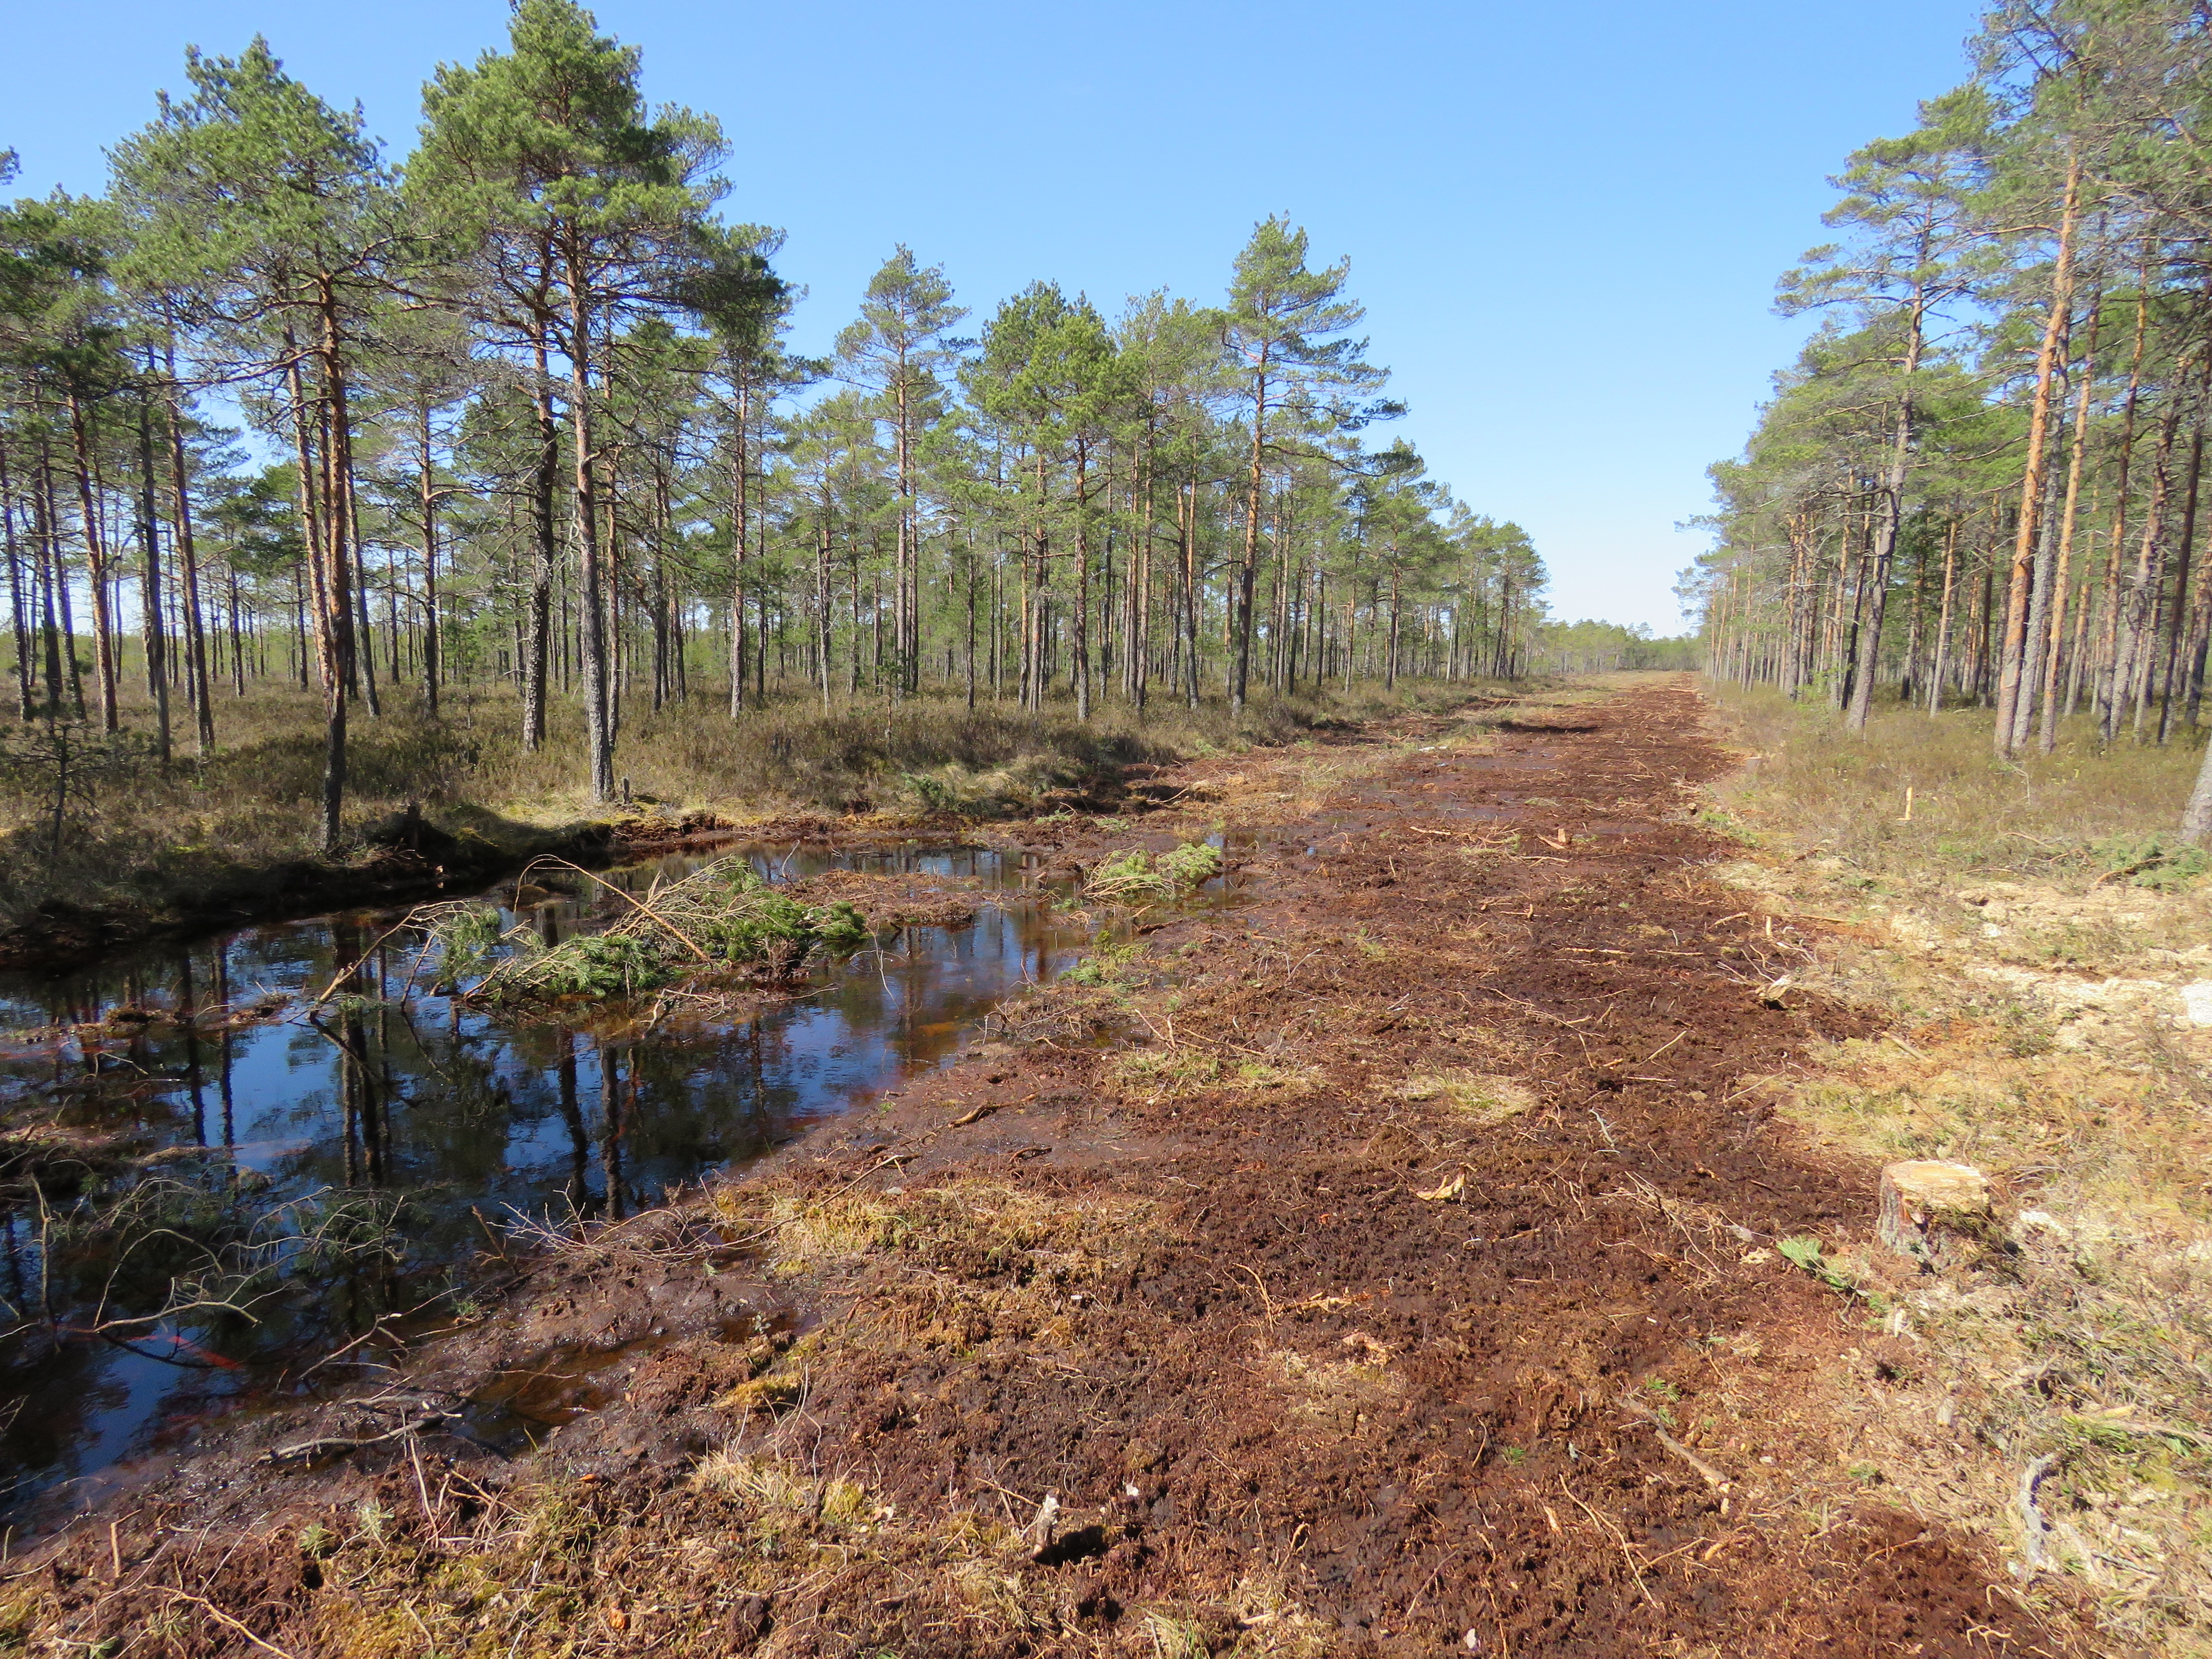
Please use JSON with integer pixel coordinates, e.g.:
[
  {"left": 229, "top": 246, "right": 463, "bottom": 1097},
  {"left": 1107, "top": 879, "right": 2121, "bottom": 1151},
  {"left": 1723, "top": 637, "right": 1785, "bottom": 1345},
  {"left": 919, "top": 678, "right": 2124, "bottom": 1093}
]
[
  {"left": 304, "top": 912, "right": 429, "bottom": 1010},
  {"left": 291, "top": 1313, "right": 406, "bottom": 1383},
  {"left": 515, "top": 856, "right": 715, "bottom": 964},
  {"left": 1557, "top": 1476, "right": 1659, "bottom": 1606},
  {"left": 1620, "top": 1405, "right": 1731, "bottom": 1490},
  {"left": 160, "top": 1590, "right": 300, "bottom": 1659},
  {"left": 259, "top": 1411, "right": 452, "bottom": 1467}
]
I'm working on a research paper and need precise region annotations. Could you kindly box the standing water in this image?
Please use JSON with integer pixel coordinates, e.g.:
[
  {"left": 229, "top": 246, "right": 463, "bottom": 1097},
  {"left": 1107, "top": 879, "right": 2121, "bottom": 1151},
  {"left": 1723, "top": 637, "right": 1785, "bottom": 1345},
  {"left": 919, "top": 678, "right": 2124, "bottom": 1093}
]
[{"left": 0, "top": 842, "right": 1093, "bottom": 1519}]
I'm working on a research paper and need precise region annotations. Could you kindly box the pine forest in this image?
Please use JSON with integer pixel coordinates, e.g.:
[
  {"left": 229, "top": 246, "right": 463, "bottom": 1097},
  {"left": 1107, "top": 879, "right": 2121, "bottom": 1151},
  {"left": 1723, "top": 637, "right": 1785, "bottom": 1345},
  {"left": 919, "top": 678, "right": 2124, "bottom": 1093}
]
[
  {"left": 0, "top": 2, "right": 1546, "bottom": 857},
  {"left": 1695, "top": 0, "right": 2212, "bottom": 809}
]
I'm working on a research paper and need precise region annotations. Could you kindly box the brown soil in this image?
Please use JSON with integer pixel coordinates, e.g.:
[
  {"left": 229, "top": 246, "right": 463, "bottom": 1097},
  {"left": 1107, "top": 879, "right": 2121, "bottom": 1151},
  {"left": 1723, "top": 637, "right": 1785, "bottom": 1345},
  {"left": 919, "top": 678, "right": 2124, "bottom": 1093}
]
[{"left": 10, "top": 678, "right": 2094, "bottom": 1657}]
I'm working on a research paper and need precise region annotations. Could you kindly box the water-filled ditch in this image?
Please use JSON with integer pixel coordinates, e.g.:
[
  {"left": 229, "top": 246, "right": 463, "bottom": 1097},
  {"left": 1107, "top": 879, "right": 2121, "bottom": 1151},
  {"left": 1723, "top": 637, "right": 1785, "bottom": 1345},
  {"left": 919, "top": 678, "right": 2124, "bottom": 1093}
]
[{"left": 0, "top": 840, "right": 1104, "bottom": 1517}]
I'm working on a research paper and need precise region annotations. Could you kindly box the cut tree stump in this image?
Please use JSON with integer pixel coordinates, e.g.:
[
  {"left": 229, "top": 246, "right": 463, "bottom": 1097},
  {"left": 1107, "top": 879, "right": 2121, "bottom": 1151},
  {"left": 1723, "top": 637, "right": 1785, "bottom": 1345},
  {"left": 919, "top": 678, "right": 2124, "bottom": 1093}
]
[{"left": 1876, "top": 1160, "right": 1992, "bottom": 1267}]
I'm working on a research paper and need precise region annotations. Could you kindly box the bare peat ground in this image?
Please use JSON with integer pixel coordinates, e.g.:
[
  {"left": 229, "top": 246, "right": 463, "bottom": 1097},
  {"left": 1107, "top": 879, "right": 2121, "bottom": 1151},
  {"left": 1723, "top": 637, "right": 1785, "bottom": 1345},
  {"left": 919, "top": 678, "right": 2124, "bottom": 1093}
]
[{"left": 12, "top": 676, "right": 2093, "bottom": 1658}]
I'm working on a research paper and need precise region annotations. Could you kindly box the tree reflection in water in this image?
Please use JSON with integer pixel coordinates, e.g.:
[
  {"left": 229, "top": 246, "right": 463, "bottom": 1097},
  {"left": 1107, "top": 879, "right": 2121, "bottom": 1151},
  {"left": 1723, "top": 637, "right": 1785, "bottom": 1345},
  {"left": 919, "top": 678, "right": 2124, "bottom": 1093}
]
[{"left": 0, "top": 843, "right": 1084, "bottom": 1516}]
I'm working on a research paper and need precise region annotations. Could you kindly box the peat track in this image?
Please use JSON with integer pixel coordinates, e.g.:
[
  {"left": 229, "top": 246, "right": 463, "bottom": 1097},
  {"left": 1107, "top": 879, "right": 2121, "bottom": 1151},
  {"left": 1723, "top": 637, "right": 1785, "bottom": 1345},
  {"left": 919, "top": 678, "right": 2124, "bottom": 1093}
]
[{"left": 22, "top": 679, "right": 2086, "bottom": 1658}]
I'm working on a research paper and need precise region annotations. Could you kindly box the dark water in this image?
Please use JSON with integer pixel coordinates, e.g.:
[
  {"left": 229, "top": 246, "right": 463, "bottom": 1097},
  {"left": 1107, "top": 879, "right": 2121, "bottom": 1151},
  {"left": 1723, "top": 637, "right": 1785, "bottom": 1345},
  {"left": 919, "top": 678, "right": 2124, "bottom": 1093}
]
[{"left": 0, "top": 842, "right": 1093, "bottom": 1518}]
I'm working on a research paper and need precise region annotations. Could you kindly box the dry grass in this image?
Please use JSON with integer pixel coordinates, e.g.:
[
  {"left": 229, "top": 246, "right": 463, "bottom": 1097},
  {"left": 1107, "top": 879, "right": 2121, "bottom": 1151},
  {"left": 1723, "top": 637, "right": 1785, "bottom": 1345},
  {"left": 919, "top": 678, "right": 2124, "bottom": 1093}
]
[
  {"left": 16, "top": 1164, "right": 1244, "bottom": 1657},
  {"left": 252, "top": 1447, "right": 1059, "bottom": 1659},
  {"left": 1703, "top": 683, "right": 2212, "bottom": 894},
  {"left": 0, "top": 675, "right": 1490, "bottom": 935},
  {"left": 1699, "top": 681, "right": 2212, "bottom": 1655},
  {"left": 1393, "top": 1069, "right": 1534, "bottom": 1125},
  {"left": 1107, "top": 1046, "right": 1321, "bottom": 1101}
]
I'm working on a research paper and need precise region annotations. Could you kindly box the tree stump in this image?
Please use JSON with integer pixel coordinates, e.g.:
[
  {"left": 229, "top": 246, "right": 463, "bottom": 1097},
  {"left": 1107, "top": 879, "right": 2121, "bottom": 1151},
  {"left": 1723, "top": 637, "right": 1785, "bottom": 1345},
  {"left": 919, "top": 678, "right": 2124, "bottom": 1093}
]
[{"left": 1876, "top": 1160, "right": 1992, "bottom": 1267}]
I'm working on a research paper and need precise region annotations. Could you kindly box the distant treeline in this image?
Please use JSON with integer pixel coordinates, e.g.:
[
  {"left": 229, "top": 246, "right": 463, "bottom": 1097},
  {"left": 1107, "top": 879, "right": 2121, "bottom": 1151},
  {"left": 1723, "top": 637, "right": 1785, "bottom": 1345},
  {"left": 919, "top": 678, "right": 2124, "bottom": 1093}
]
[{"left": 1536, "top": 621, "right": 1699, "bottom": 675}]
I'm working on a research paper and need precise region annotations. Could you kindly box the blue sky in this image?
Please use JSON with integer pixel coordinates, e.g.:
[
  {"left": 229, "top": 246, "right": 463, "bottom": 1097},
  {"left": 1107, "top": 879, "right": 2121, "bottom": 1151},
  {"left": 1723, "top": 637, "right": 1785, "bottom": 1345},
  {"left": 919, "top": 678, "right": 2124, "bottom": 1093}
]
[{"left": 4, "top": 0, "right": 1985, "bottom": 633}]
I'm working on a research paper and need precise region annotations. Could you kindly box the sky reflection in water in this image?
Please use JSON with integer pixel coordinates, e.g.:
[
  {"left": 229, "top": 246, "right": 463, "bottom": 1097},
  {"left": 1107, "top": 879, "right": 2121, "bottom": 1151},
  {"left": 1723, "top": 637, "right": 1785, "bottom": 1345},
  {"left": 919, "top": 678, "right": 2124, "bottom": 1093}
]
[{"left": 0, "top": 842, "right": 1086, "bottom": 1517}]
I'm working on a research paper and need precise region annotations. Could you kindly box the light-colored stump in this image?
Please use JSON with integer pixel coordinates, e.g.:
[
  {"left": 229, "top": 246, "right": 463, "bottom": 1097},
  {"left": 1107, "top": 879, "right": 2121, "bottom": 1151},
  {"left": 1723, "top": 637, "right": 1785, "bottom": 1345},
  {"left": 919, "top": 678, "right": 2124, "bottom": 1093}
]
[{"left": 1877, "top": 1159, "right": 1992, "bottom": 1266}]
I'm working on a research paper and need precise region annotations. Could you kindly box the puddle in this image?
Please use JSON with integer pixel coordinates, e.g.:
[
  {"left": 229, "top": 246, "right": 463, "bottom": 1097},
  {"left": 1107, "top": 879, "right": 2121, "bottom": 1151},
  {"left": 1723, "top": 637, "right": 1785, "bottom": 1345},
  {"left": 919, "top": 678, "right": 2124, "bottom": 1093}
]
[{"left": 0, "top": 842, "right": 1095, "bottom": 1516}]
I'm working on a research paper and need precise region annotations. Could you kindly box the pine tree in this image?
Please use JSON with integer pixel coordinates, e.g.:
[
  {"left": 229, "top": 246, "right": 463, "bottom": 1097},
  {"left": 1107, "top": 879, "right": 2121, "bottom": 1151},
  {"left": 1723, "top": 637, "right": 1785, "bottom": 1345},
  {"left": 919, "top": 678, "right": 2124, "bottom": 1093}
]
[
  {"left": 686, "top": 223, "right": 789, "bottom": 716},
  {"left": 413, "top": 0, "right": 726, "bottom": 799},
  {"left": 112, "top": 38, "right": 394, "bottom": 851},
  {"left": 1222, "top": 217, "right": 1393, "bottom": 711},
  {"left": 836, "top": 247, "right": 965, "bottom": 698},
  {"left": 1777, "top": 92, "right": 1989, "bottom": 731}
]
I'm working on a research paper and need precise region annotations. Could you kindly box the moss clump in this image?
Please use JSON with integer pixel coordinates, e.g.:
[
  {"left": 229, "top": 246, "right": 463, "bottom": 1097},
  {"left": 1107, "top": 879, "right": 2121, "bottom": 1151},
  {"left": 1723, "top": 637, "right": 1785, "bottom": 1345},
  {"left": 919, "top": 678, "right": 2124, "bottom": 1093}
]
[
  {"left": 1083, "top": 841, "right": 1222, "bottom": 902},
  {"left": 438, "top": 855, "right": 877, "bottom": 1006}
]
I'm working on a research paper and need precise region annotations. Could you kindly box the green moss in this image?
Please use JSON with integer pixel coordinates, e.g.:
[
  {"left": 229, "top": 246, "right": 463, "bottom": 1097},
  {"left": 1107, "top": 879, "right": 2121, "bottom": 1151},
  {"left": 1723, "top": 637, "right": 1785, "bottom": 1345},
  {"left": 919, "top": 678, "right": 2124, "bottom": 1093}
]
[{"left": 1084, "top": 841, "right": 1222, "bottom": 902}]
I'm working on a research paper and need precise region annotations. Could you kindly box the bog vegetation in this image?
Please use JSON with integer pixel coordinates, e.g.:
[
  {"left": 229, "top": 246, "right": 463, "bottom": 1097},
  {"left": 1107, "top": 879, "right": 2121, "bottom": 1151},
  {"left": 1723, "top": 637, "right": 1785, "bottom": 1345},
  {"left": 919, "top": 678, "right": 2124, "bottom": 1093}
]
[{"left": 0, "top": 0, "right": 1556, "bottom": 907}]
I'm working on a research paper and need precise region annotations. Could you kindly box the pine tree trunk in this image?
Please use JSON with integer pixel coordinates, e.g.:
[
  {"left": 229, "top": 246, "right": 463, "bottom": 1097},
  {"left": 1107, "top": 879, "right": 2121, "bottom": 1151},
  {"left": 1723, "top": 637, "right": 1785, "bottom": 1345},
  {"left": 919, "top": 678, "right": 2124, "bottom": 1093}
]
[
  {"left": 1073, "top": 436, "right": 1092, "bottom": 721},
  {"left": 522, "top": 335, "right": 558, "bottom": 753},
  {"left": 228, "top": 567, "right": 246, "bottom": 696},
  {"left": 32, "top": 442, "right": 67, "bottom": 716},
  {"left": 2014, "top": 450, "right": 2064, "bottom": 751},
  {"left": 1846, "top": 252, "right": 1931, "bottom": 730},
  {"left": 965, "top": 525, "right": 979, "bottom": 710},
  {"left": 2178, "top": 727, "right": 2212, "bottom": 844},
  {"left": 1028, "top": 449, "right": 1049, "bottom": 713},
  {"left": 163, "top": 357, "right": 214, "bottom": 754},
  {"left": 2095, "top": 265, "right": 2152, "bottom": 735},
  {"left": 1133, "top": 428, "right": 1153, "bottom": 710},
  {"left": 310, "top": 301, "right": 356, "bottom": 855},
  {"left": 816, "top": 511, "right": 833, "bottom": 715},
  {"left": 1996, "top": 153, "right": 2082, "bottom": 755},
  {"left": 133, "top": 383, "right": 171, "bottom": 762},
  {"left": 728, "top": 366, "right": 749, "bottom": 717},
  {"left": 349, "top": 468, "right": 380, "bottom": 718},
  {"left": 895, "top": 351, "right": 915, "bottom": 697},
  {"left": 2156, "top": 421, "right": 2205, "bottom": 742},
  {"left": 1233, "top": 363, "right": 1268, "bottom": 714},
  {"left": 1181, "top": 482, "right": 1201, "bottom": 709},
  {"left": 1386, "top": 564, "right": 1401, "bottom": 690},
  {"left": 565, "top": 268, "right": 615, "bottom": 803},
  {"left": 419, "top": 405, "right": 441, "bottom": 719},
  {"left": 1782, "top": 511, "right": 1810, "bottom": 698},
  {"left": 0, "top": 438, "right": 31, "bottom": 718},
  {"left": 2039, "top": 303, "right": 2099, "bottom": 752},
  {"left": 2112, "top": 400, "right": 2179, "bottom": 744},
  {"left": 66, "top": 394, "right": 118, "bottom": 732},
  {"left": 1927, "top": 517, "right": 1959, "bottom": 714}
]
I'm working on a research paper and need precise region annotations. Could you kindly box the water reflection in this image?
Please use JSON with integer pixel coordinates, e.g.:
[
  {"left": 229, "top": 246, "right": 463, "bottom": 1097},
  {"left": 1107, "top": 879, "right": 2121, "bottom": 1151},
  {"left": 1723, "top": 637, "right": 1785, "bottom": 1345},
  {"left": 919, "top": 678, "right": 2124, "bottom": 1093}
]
[{"left": 0, "top": 843, "right": 1087, "bottom": 1516}]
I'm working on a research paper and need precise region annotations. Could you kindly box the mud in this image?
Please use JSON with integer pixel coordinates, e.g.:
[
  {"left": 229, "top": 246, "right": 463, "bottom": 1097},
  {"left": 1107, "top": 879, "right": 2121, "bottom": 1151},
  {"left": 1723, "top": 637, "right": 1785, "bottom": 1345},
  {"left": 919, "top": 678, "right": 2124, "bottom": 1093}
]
[{"left": 12, "top": 679, "right": 2091, "bottom": 1657}]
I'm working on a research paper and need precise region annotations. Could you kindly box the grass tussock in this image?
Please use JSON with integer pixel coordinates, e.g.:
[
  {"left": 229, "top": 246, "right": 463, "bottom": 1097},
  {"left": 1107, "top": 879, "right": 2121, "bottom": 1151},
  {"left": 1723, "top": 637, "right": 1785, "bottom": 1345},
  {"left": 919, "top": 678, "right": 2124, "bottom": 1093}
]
[
  {"left": 0, "top": 677, "right": 1485, "bottom": 937},
  {"left": 1698, "top": 678, "right": 2212, "bottom": 1654}
]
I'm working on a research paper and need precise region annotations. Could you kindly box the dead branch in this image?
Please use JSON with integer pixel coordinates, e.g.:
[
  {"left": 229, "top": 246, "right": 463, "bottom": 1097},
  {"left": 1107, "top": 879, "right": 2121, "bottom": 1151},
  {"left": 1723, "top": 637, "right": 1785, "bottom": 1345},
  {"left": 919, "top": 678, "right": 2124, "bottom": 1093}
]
[{"left": 259, "top": 1409, "right": 454, "bottom": 1467}]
